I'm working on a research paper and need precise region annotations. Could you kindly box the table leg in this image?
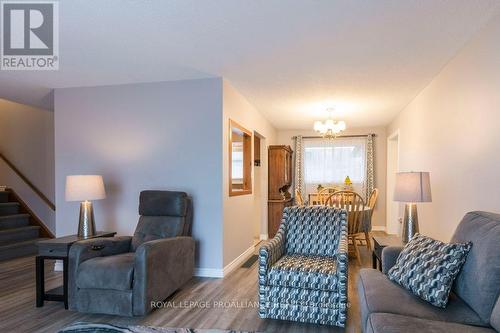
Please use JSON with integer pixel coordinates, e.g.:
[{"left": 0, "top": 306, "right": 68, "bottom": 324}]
[
  {"left": 36, "top": 256, "right": 44, "bottom": 307},
  {"left": 63, "top": 257, "right": 69, "bottom": 309},
  {"left": 372, "top": 252, "right": 377, "bottom": 269}
]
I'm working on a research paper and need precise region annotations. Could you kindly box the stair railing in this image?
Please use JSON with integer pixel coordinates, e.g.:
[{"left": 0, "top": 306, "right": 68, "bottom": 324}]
[{"left": 0, "top": 152, "right": 55, "bottom": 211}]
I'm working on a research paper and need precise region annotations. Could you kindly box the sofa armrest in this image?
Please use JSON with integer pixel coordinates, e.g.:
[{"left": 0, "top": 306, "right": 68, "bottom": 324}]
[
  {"left": 381, "top": 246, "right": 403, "bottom": 274},
  {"left": 258, "top": 228, "right": 285, "bottom": 286},
  {"left": 68, "top": 236, "right": 132, "bottom": 309},
  {"left": 133, "top": 236, "right": 195, "bottom": 315}
]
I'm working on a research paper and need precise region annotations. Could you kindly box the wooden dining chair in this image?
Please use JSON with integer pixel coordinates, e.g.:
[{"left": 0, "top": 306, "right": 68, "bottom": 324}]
[
  {"left": 368, "top": 188, "right": 379, "bottom": 213},
  {"left": 325, "top": 191, "right": 366, "bottom": 264},
  {"left": 359, "top": 188, "right": 379, "bottom": 250},
  {"left": 294, "top": 188, "right": 305, "bottom": 206},
  {"left": 316, "top": 187, "right": 337, "bottom": 205}
]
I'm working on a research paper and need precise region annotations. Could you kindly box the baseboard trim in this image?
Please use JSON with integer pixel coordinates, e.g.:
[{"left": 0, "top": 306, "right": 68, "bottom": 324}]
[
  {"left": 193, "top": 244, "right": 255, "bottom": 278},
  {"left": 194, "top": 268, "right": 224, "bottom": 278},
  {"left": 259, "top": 234, "right": 268, "bottom": 241},
  {"left": 371, "top": 226, "right": 386, "bottom": 231},
  {"left": 223, "top": 244, "right": 255, "bottom": 277}
]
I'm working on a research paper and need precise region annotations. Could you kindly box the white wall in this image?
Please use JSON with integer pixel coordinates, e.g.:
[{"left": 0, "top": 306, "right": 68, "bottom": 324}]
[
  {"left": 0, "top": 99, "right": 55, "bottom": 232},
  {"left": 277, "top": 127, "right": 387, "bottom": 229},
  {"left": 222, "top": 80, "right": 277, "bottom": 267},
  {"left": 54, "top": 78, "right": 224, "bottom": 270},
  {"left": 387, "top": 13, "right": 500, "bottom": 241}
]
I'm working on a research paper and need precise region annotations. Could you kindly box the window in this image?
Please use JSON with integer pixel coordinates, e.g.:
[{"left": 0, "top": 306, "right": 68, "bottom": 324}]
[
  {"left": 303, "top": 137, "right": 367, "bottom": 194},
  {"left": 231, "top": 143, "right": 244, "bottom": 181},
  {"left": 229, "top": 119, "right": 252, "bottom": 196}
]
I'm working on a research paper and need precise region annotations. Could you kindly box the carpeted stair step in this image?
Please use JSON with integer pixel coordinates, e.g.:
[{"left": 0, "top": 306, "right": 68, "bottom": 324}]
[
  {"left": 0, "top": 238, "right": 47, "bottom": 261},
  {"left": 0, "top": 202, "right": 20, "bottom": 216},
  {"left": 0, "top": 225, "right": 40, "bottom": 246},
  {"left": 0, "top": 189, "right": 53, "bottom": 261},
  {"left": 0, "top": 214, "right": 30, "bottom": 230},
  {"left": 0, "top": 191, "right": 9, "bottom": 203}
]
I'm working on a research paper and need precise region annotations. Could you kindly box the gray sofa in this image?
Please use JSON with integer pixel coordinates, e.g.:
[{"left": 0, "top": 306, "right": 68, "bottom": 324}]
[
  {"left": 358, "top": 211, "right": 500, "bottom": 333},
  {"left": 69, "top": 190, "right": 195, "bottom": 316}
]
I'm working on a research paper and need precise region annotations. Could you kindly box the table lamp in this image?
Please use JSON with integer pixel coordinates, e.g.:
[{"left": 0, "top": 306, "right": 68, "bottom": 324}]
[
  {"left": 65, "top": 175, "right": 106, "bottom": 238},
  {"left": 394, "top": 171, "right": 432, "bottom": 243}
]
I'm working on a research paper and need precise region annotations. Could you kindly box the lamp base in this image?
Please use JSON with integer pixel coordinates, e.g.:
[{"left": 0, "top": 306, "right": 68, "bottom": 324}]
[
  {"left": 402, "top": 203, "right": 419, "bottom": 244},
  {"left": 78, "top": 201, "right": 96, "bottom": 238}
]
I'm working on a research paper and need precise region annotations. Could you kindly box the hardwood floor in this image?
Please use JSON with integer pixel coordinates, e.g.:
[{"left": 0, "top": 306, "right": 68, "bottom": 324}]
[{"left": 0, "top": 234, "right": 383, "bottom": 333}]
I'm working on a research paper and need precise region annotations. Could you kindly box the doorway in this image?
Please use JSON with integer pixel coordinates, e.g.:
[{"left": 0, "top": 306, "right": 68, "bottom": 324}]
[{"left": 386, "top": 130, "right": 401, "bottom": 235}]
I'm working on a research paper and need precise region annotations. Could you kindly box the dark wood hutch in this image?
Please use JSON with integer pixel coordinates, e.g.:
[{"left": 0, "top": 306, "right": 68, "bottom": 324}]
[{"left": 267, "top": 145, "right": 293, "bottom": 238}]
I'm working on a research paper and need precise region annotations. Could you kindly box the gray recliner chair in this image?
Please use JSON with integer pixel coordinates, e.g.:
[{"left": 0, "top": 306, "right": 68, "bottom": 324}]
[{"left": 69, "top": 190, "right": 195, "bottom": 316}]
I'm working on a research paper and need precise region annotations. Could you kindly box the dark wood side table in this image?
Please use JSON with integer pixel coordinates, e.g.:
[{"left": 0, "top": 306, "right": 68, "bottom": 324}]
[
  {"left": 372, "top": 235, "right": 403, "bottom": 271},
  {"left": 36, "top": 231, "right": 116, "bottom": 309}
]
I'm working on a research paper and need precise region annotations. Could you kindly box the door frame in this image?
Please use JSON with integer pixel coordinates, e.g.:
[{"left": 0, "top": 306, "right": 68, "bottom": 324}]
[
  {"left": 386, "top": 129, "right": 401, "bottom": 235},
  {"left": 253, "top": 131, "right": 268, "bottom": 241}
]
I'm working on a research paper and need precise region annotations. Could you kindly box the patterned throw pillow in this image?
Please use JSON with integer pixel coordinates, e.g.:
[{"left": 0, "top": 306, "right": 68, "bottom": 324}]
[{"left": 387, "top": 233, "right": 471, "bottom": 308}]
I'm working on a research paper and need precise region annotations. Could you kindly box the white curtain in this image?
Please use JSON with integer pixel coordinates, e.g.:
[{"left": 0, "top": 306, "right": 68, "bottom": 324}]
[
  {"left": 366, "top": 134, "right": 375, "bottom": 200},
  {"left": 303, "top": 137, "right": 369, "bottom": 200}
]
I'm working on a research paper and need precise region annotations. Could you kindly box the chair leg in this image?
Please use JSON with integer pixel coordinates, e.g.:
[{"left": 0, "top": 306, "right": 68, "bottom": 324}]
[
  {"left": 365, "top": 231, "right": 372, "bottom": 250},
  {"left": 348, "top": 236, "right": 355, "bottom": 256},
  {"left": 352, "top": 236, "right": 362, "bottom": 265}
]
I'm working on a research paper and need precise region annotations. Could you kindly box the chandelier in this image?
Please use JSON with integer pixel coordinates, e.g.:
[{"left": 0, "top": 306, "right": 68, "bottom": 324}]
[{"left": 313, "top": 108, "right": 346, "bottom": 139}]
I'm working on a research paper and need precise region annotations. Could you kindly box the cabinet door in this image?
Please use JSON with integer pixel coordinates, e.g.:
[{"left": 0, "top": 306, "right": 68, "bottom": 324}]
[
  {"left": 287, "top": 150, "right": 293, "bottom": 185},
  {"left": 268, "top": 200, "right": 293, "bottom": 238},
  {"left": 268, "top": 202, "right": 282, "bottom": 238},
  {"left": 283, "top": 150, "right": 288, "bottom": 183}
]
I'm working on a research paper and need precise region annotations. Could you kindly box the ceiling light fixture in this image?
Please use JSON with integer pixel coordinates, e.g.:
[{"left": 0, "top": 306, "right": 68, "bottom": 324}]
[{"left": 313, "top": 108, "right": 346, "bottom": 139}]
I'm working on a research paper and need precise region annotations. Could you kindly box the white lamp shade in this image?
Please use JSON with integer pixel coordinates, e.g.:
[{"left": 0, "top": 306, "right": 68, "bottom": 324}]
[
  {"left": 394, "top": 172, "right": 432, "bottom": 203},
  {"left": 65, "top": 175, "right": 106, "bottom": 202}
]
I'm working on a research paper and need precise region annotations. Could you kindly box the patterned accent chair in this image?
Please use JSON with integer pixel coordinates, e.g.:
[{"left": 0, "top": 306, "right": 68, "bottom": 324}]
[{"left": 258, "top": 205, "right": 349, "bottom": 327}]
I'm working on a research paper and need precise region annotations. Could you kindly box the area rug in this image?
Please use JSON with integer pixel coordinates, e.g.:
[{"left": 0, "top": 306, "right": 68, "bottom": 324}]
[{"left": 59, "top": 322, "right": 256, "bottom": 333}]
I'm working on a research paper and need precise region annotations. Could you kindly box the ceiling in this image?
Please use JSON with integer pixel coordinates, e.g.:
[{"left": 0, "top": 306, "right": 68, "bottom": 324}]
[{"left": 1, "top": 0, "right": 499, "bottom": 129}]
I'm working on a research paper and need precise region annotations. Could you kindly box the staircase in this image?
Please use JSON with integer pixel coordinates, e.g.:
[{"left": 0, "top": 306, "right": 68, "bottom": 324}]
[{"left": 0, "top": 190, "right": 49, "bottom": 261}]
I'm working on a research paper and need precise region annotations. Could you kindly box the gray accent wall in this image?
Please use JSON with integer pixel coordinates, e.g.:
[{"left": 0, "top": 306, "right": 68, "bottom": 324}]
[{"left": 54, "top": 78, "right": 223, "bottom": 270}]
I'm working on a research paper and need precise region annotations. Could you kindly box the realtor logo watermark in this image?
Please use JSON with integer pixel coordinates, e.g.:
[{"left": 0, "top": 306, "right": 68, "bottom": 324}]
[{"left": 1, "top": 0, "right": 59, "bottom": 70}]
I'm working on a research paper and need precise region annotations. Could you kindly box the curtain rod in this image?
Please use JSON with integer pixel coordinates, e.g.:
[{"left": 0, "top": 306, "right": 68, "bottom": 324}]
[{"left": 291, "top": 134, "right": 376, "bottom": 139}]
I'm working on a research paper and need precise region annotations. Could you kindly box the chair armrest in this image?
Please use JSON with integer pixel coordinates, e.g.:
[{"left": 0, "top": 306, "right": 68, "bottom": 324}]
[
  {"left": 335, "top": 219, "right": 349, "bottom": 304},
  {"left": 258, "top": 228, "right": 285, "bottom": 286},
  {"left": 133, "top": 236, "right": 195, "bottom": 316},
  {"left": 68, "top": 236, "right": 132, "bottom": 310},
  {"left": 336, "top": 233, "right": 349, "bottom": 278},
  {"left": 381, "top": 246, "right": 403, "bottom": 274},
  {"left": 69, "top": 236, "right": 132, "bottom": 265}
]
